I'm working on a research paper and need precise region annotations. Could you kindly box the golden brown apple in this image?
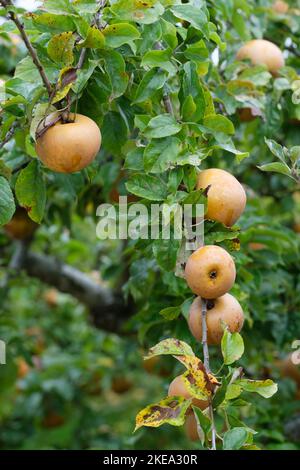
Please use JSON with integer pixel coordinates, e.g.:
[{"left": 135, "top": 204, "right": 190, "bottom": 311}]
[
  {"left": 36, "top": 113, "right": 101, "bottom": 173},
  {"left": 236, "top": 39, "right": 284, "bottom": 75},
  {"left": 188, "top": 293, "right": 244, "bottom": 345},
  {"left": 4, "top": 207, "right": 38, "bottom": 240},
  {"left": 197, "top": 168, "right": 247, "bottom": 227},
  {"left": 185, "top": 413, "right": 200, "bottom": 441},
  {"left": 185, "top": 245, "right": 236, "bottom": 299},
  {"left": 273, "top": 1, "right": 289, "bottom": 14}
]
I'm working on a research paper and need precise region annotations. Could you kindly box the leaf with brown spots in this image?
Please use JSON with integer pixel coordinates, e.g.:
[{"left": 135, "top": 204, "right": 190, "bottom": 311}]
[
  {"left": 135, "top": 396, "right": 191, "bottom": 431},
  {"left": 144, "top": 338, "right": 195, "bottom": 360},
  {"left": 176, "top": 355, "right": 220, "bottom": 398}
]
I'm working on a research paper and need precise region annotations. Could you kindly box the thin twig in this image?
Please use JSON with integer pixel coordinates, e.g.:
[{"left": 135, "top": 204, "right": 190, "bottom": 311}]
[
  {"left": 0, "top": 121, "right": 18, "bottom": 149},
  {"left": 0, "top": 0, "right": 52, "bottom": 96},
  {"left": 201, "top": 297, "right": 217, "bottom": 450},
  {"left": 154, "top": 41, "right": 174, "bottom": 116}
]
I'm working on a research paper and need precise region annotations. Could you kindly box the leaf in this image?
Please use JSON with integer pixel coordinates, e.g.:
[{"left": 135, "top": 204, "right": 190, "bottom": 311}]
[
  {"left": 15, "top": 161, "right": 46, "bottom": 223},
  {"left": 203, "top": 114, "right": 235, "bottom": 135},
  {"left": 111, "top": 0, "right": 165, "bottom": 25},
  {"left": 192, "top": 407, "right": 211, "bottom": 446},
  {"left": 134, "top": 68, "right": 167, "bottom": 103},
  {"left": 258, "top": 162, "right": 291, "bottom": 177},
  {"left": 102, "top": 112, "right": 128, "bottom": 155},
  {"left": 101, "top": 50, "right": 128, "bottom": 99},
  {"left": 225, "top": 384, "right": 242, "bottom": 400},
  {"left": 144, "top": 114, "right": 181, "bottom": 139},
  {"left": 223, "top": 427, "right": 248, "bottom": 450},
  {"left": 159, "top": 306, "right": 181, "bottom": 321},
  {"left": 170, "top": 5, "right": 209, "bottom": 38},
  {"left": 141, "top": 49, "right": 176, "bottom": 75},
  {"left": 144, "top": 137, "right": 181, "bottom": 173},
  {"left": 153, "top": 237, "right": 181, "bottom": 271},
  {"left": 47, "top": 31, "right": 75, "bottom": 65},
  {"left": 221, "top": 329, "right": 245, "bottom": 365},
  {"left": 0, "top": 177, "right": 15, "bottom": 227},
  {"left": 79, "top": 26, "right": 105, "bottom": 49},
  {"left": 31, "top": 12, "right": 75, "bottom": 33},
  {"left": 264, "top": 138, "right": 288, "bottom": 163},
  {"left": 145, "top": 338, "right": 195, "bottom": 359},
  {"left": 181, "top": 62, "right": 206, "bottom": 122},
  {"left": 126, "top": 174, "right": 168, "bottom": 201},
  {"left": 103, "top": 23, "right": 140, "bottom": 48},
  {"left": 30, "top": 104, "right": 58, "bottom": 140},
  {"left": 238, "top": 379, "right": 278, "bottom": 398},
  {"left": 135, "top": 396, "right": 191, "bottom": 431}
]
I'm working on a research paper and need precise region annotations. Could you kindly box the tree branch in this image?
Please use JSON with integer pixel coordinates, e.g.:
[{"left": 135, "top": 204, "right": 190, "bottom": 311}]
[
  {"left": 19, "top": 251, "right": 131, "bottom": 333},
  {"left": 201, "top": 297, "right": 217, "bottom": 450},
  {"left": 0, "top": 0, "right": 52, "bottom": 96},
  {"left": 0, "top": 121, "right": 18, "bottom": 149}
]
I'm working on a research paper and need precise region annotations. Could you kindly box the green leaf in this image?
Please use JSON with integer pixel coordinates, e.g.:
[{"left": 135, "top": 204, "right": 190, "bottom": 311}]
[
  {"left": 102, "top": 112, "right": 128, "bottom": 155},
  {"left": 238, "top": 379, "right": 278, "bottom": 398},
  {"left": 264, "top": 138, "right": 287, "bottom": 163},
  {"left": 111, "top": 0, "right": 165, "bottom": 25},
  {"left": 144, "top": 137, "right": 181, "bottom": 173},
  {"left": 31, "top": 12, "right": 75, "bottom": 33},
  {"left": 221, "top": 329, "right": 244, "bottom": 365},
  {"left": 192, "top": 407, "right": 211, "bottom": 446},
  {"left": 203, "top": 114, "right": 235, "bottom": 135},
  {"left": 101, "top": 50, "right": 128, "bottom": 99},
  {"left": 134, "top": 68, "right": 167, "bottom": 103},
  {"left": 144, "top": 115, "right": 181, "bottom": 139},
  {"left": 126, "top": 174, "right": 168, "bottom": 201},
  {"left": 15, "top": 161, "right": 46, "bottom": 223},
  {"left": 258, "top": 162, "right": 291, "bottom": 177},
  {"left": 170, "top": 5, "right": 209, "bottom": 38},
  {"left": 145, "top": 338, "right": 195, "bottom": 359},
  {"left": 153, "top": 237, "right": 181, "bottom": 271},
  {"left": 47, "top": 31, "right": 75, "bottom": 65},
  {"left": 141, "top": 49, "right": 176, "bottom": 75},
  {"left": 79, "top": 26, "right": 105, "bottom": 49},
  {"left": 103, "top": 23, "right": 140, "bottom": 48},
  {"left": 160, "top": 306, "right": 181, "bottom": 320},
  {"left": 223, "top": 427, "right": 248, "bottom": 450},
  {"left": 0, "top": 177, "right": 15, "bottom": 227}
]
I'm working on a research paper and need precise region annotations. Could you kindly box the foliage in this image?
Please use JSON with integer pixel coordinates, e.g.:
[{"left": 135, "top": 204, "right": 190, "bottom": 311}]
[{"left": 0, "top": 0, "right": 300, "bottom": 451}]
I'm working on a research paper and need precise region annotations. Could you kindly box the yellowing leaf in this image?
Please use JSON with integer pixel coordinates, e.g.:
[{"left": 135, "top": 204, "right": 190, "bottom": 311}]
[
  {"left": 135, "top": 396, "right": 191, "bottom": 431},
  {"left": 47, "top": 31, "right": 75, "bottom": 65},
  {"left": 145, "top": 338, "right": 195, "bottom": 359}
]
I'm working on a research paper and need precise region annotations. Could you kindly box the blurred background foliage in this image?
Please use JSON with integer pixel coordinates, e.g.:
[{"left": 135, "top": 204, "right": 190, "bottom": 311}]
[{"left": 0, "top": 0, "right": 300, "bottom": 450}]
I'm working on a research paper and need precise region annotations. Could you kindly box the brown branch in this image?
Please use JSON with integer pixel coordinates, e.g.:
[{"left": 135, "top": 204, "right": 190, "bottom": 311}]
[
  {"left": 201, "top": 297, "right": 217, "bottom": 450},
  {"left": 0, "top": 121, "right": 18, "bottom": 149},
  {"left": 18, "top": 251, "right": 131, "bottom": 333},
  {"left": 0, "top": 0, "right": 52, "bottom": 96}
]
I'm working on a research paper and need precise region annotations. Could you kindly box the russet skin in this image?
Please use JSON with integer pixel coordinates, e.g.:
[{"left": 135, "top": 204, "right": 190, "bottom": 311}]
[
  {"left": 197, "top": 168, "right": 247, "bottom": 227},
  {"left": 188, "top": 293, "right": 244, "bottom": 345},
  {"left": 36, "top": 113, "right": 101, "bottom": 173},
  {"left": 168, "top": 375, "right": 209, "bottom": 411},
  {"left": 185, "top": 413, "right": 199, "bottom": 442},
  {"left": 236, "top": 39, "right": 285, "bottom": 75},
  {"left": 185, "top": 245, "right": 236, "bottom": 299}
]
